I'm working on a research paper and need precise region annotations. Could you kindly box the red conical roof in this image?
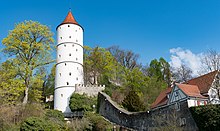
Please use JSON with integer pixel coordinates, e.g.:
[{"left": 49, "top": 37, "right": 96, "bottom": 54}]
[{"left": 62, "top": 11, "right": 78, "bottom": 25}]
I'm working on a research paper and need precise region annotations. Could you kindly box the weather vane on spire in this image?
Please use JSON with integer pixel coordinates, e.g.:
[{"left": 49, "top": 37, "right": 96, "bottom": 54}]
[{"left": 68, "top": 0, "right": 72, "bottom": 12}]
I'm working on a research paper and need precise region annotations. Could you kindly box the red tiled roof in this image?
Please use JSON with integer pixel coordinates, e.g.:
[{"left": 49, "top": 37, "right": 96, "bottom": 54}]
[
  {"left": 151, "top": 87, "right": 172, "bottom": 109},
  {"left": 62, "top": 11, "right": 78, "bottom": 25},
  {"left": 184, "top": 70, "right": 218, "bottom": 94},
  {"left": 176, "top": 83, "right": 207, "bottom": 98},
  {"left": 151, "top": 71, "right": 218, "bottom": 109}
]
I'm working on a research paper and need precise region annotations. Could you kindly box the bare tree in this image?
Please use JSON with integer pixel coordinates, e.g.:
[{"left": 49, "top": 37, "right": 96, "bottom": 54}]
[
  {"left": 201, "top": 49, "right": 220, "bottom": 73},
  {"left": 172, "top": 64, "right": 193, "bottom": 83},
  {"left": 107, "top": 46, "right": 140, "bottom": 70}
]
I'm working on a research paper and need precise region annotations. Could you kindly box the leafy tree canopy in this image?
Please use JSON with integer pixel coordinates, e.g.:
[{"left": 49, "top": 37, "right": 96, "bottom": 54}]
[{"left": 2, "top": 20, "right": 54, "bottom": 104}]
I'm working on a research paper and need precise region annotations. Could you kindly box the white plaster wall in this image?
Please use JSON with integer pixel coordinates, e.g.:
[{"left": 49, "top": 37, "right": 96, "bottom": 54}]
[
  {"left": 54, "top": 87, "right": 75, "bottom": 113},
  {"left": 54, "top": 23, "right": 84, "bottom": 113},
  {"left": 187, "top": 100, "right": 196, "bottom": 108},
  {"left": 55, "top": 63, "right": 83, "bottom": 88}
]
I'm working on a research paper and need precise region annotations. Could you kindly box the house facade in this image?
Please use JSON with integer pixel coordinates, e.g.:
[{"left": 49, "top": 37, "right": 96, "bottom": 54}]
[{"left": 151, "top": 70, "right": 220, "bottom": 110}]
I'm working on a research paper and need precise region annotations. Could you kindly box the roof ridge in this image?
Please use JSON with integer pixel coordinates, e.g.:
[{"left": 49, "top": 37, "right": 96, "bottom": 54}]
[{"left": 186, "top": 70, "right": 218, "bottom": 83}]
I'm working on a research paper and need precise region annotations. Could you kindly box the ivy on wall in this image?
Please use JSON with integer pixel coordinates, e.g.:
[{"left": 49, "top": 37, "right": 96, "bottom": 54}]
[{"left": 190, "top": 104, "right": 220, "bottom": 131}]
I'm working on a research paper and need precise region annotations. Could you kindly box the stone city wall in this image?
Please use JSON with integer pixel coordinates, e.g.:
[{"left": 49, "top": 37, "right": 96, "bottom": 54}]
[
  {"left": 98, "top": 92, "right": 198, "bottom": 131},
  {"left": 75, "top": 84, "right": 105, "bottom": 97}
]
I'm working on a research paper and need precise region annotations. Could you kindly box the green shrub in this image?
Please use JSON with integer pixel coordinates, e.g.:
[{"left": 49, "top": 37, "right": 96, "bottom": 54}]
[
  {"left": 85, "top": 112, "right": 112, "bottom": 131},
  {"left": 122, "top": 90, "right": 145, "bottom": 112},
  {"left": 20, "top": 117, "right": 59, "bottom": 131},
  {"left": 190, "top": 104, "right": 220, "bottom": 131},
  {"left": 69, "top": 93, "right": 97, "bottom": 112},
  {"left": 45, "top": 109, "right": 64, "bottom": 122}
]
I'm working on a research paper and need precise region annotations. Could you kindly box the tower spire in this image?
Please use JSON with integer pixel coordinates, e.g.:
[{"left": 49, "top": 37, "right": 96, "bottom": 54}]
[{"left": 62, "top": 11, "right": 78, "bottom": 25}]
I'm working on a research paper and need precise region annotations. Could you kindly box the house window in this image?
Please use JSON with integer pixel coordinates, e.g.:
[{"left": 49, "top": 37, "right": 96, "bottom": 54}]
[
  {"left": 76, "top": 49, "right": 78, "bottom": 51},
  {"left": 175, "top": 102, "right": 180, "bottom": 111},
  {"left": 67, "top": 82, "right": 69, "bottom": 85},
  {"left": 60, "top": 27, "right": 61, "bottom": 29},
  {"left": 77, "top": 67, "right": 79, "bottom": 70},
  {"left": 68, "top": 25, "right": 70, "bottom": 27},
  {"left": 75, "top": 30, "right": 77, "bottom": 32},
  {"left": 76, "top": 77, "right": 78, "bottom": 81},
  {"left": 69, "top": 72, "right": 71, "bottom": 76},
  {"left": 76, "top": 58, "right": 78, "bottom": 61},
  {"left": 76, "top": 39, "right": 78, "bottom": 42},
  {"left": 72, "top": 44, "right": 74, "bottom": 47},
  {"left": 61, "top": 94, "right": 63, "bottom": 97},
  {"left": 59, "top": 73, "right": 61, "bottom": 76},
  {"left": 64, "top": 44, "right": 66, "bottom": 47},
  {"left": 174, "top": 91, "right": 179, "bottom": 97},
  {"left": 69, "top": 36, "right": 71, "bottom": 38},
  {"left": 179, "top": 118, "right": 186, "bottom": 126},
  {"left": 65, "top": 63, "right": 67, "bottom": 66},
  {"left": 69, "top": 53, "right": 71, "bottom": 56},
  {"left": 59, "top": 55, "right": 61, "bottom": 57},
  {"left": 60, "top": 37, "right": 62, "bottom": 39}
]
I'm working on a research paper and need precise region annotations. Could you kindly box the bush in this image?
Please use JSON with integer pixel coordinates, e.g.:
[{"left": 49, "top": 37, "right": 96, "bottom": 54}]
[
  {"left": 67, "top": 117, "right": 92, "bottom": 131},
  {"left": 69, "top": 93, "right": 97, "bottom": 112},
  {"left": 20, "top": 117, "right": 59, "bottom": 131},
  {"left": 45, "top": 109, "right": 64, "bottom": 122},
  {"left": 85, "top": 112, "right": 112, "bottom": 131},
  {"left": 122, "top": 90, "right": 145, "bottom": 112},
  {"left": 190, "top": 104, "right": 220, "bottom": 131}
]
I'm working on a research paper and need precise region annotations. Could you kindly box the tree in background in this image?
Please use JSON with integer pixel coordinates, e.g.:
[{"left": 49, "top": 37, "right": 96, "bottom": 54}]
[
  {"left": 122, "top": 89, "right": 145, "bottom": 112},
  {"left": 201, "top": 49, "right": 220, "bottom": 73},
  {"left": 146, "top": 57, "right": 171, "bottom": 85},
  {"left": 2, "top": 21, "right": 54, "bottom": 104},
  {"left": 84, "top": 46, "right": 116, "bottom": 85},
  {"left": 172, "top": 64, "right": 193, "bottom": 83},
  {"left": 43, "top": 65, "right": 55, "bottom": 98},
  {"left": 108, "top": 46, "right": 140, "bottom": 70}
]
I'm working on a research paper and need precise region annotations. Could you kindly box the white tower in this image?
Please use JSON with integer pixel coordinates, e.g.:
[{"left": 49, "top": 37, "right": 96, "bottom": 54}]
[{"left": 54, "top": 11, "right": 84, "bottom": 114}]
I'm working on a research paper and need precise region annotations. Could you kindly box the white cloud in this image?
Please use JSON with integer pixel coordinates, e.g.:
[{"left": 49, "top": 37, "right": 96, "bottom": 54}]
[{"left": 169, "top": 47, "right": 203, "bottom": 76}]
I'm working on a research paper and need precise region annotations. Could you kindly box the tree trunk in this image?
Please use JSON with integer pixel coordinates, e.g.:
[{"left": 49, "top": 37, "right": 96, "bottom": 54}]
[
  {"left": 22, "top": 75, "right": 30, "bottom": 104},
  {"left": 22, "top": 86, "right": 29, "bottom": 104}
]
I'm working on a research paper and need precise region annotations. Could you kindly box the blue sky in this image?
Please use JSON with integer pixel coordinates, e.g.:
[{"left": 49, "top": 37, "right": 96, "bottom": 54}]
[{"left": 1, "top": 0, "right": 220, "bottom": 66}]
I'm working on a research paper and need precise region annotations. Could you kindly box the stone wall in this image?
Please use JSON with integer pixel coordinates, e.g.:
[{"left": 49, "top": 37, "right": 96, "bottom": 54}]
[
  {"left": 75, "top": 84, "right": 105, "bottom": 97},
  {"left": 98, "top": 92, "right": 198, "bottom": 131}
]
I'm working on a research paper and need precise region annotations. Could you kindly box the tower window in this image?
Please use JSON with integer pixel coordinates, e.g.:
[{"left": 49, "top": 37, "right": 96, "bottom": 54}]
[
  {"left": 76, "top": 78, "right": 78, "bottom": 80},
  {"left": 64, "top": 44, "right": 66, "bottom": 47},
  {"left": 59, "top": 55, "right": 61, "bottom": 57},
  {"left": 68, "top": 25, "right": 70, "bottom": 27},
  {"left": 76, "top": 58, "right": 78, "bottom": 61},
  {"left": 69, "top": 53, "right": 71, "bottom": 56},
  {"left": 69, "top": 36, "right": 71, "bottom": 38},
  {"left": 76, "top": 39, "right": 78, "bottom": 42},
  {"left": 65, "top": 63, "right": 67, "bottom": 66},
  {"left": 77, "top": 67, "right": 79, "bottom": 70},
  {"left": 61, "top": 94, "right": 63, "bottom": 97},
  {"left": 72, "top": 44, "right": 74, "bottom": 47},
  {"left": 76, "top": 49, "right": 78, "bottom": 51},
  {"left": 75, "top": 30, "right": 77, "bottom": 32},
  {"left": 69, "top": 72, "right": 71, "bottom": 76},
  {"left": 59, "top": 73, "right": 61, "bottom": 76},
  {"left": 60, "top": 37, "right": 62, "bottom": 39},
  {"left": 67, "top": 82, "right": 69, "bottom": 85}
]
